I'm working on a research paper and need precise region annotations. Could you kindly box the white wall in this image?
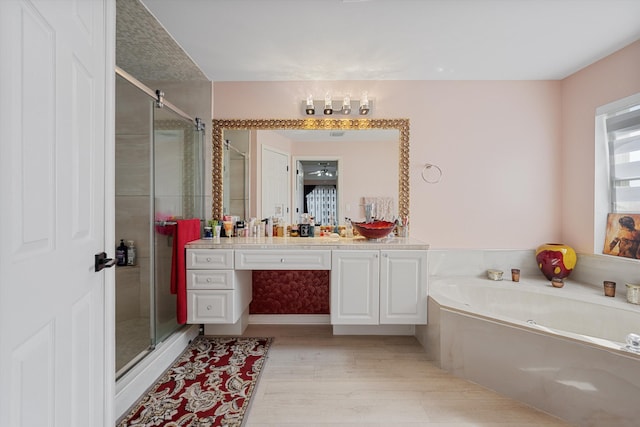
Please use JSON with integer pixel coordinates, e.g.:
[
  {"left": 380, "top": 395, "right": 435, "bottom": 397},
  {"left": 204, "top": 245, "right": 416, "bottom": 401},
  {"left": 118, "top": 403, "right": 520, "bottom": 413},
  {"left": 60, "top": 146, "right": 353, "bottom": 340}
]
[
  {"left": 213, "top": 80, "right": 561, "bottom": 249},
  {"left": 561, "top": 40, "right": 640, "bottom": 254},
  {"left": 211, "top": 40, "right": 640, "bottom": 251}
]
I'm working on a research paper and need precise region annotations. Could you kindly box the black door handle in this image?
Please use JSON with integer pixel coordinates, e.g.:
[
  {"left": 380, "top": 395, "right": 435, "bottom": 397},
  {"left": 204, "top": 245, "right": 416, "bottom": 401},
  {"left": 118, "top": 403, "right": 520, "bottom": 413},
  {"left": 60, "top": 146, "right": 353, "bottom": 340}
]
[{"left": 95, "top": 252, "right": 116, "bottom": 272}]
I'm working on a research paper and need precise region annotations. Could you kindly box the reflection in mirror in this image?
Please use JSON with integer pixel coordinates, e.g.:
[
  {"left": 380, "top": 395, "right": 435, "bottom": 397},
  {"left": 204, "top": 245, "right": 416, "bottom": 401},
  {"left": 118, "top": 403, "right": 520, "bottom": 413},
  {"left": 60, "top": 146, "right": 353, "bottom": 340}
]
[
  {"left": 297, "top": 160, "right": 338, "bottom": 226},
  {"left": 212, "top": 119, "right": 410, "bottom": 226},
  {"left": 222, "top": 130, "right": 249, "bottom": 219}
]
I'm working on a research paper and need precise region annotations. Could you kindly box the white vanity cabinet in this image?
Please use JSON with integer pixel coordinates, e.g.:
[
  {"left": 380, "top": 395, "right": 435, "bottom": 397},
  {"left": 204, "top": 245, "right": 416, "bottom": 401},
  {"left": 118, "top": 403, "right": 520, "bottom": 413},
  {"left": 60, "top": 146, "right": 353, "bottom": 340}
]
[
  {"left": 185, "top": 237, "right": 429, "bottom": 335},
  {"left": 185, "top": 249, "right": 251, "bottom": 326},
  {"left": 331, "top": 250, "right": 427, "bottom": 325},
  {"left": 379, "top": 250, "right": 428, "bottom": 324},
  {"left": 331, "top": 250, "right": 380, "bottom": 324}
]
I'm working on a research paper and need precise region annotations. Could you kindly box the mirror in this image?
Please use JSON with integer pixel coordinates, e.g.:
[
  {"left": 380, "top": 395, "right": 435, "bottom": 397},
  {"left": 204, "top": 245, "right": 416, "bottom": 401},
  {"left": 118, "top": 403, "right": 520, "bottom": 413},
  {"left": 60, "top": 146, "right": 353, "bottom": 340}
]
[{"left": 212, "top": 118, "right": 410, "bottom": 224}]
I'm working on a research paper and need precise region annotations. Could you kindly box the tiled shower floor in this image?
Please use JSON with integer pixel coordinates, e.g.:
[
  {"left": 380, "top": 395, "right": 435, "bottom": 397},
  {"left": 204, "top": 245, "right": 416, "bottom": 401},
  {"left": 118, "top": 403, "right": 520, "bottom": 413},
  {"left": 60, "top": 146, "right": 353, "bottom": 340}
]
[{"left": 116, "top": 317, "right": 151, "bottom": 375}]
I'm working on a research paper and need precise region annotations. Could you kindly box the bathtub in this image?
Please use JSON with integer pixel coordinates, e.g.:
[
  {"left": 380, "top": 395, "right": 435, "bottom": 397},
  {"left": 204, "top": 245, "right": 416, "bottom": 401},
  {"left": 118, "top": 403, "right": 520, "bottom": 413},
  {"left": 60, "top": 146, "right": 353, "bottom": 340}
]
[{"left": 425, "top": 277, "right": 640, "bottom": 427}]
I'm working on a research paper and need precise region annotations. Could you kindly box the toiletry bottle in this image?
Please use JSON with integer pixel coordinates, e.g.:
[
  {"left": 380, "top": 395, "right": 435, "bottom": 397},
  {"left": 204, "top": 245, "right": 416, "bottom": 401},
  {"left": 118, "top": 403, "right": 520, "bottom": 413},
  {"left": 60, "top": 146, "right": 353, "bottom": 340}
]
[
  {"left": 116, "top": 239, "right": 127, "bottom": 266},
  {"left": 345, "top": 218, "right": 353, "bottom": 238},
  {"left": 266, "top": 217, "right": 273, "bottom": 237},
  {"left": 126, "top": 240, "right": 136, "bottom": 266}
]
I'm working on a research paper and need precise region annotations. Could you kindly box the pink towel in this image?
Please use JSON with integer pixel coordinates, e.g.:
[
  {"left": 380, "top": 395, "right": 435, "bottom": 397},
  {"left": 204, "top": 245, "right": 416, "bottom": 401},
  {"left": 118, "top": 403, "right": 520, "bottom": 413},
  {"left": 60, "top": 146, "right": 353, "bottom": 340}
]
[{"left": 170, "top": 219, "right": 201, "bottom": 324}]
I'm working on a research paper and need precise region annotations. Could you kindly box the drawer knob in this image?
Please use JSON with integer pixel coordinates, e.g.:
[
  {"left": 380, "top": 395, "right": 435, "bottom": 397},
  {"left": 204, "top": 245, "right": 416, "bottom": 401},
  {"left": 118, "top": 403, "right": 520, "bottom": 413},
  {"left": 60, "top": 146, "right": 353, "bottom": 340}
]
[
  {"left": 206, "top": 257, "right": 212, "bottom": 262},
  {"left": 206, "top": 278, "right": 212, "bottom": 283},
  {"left": 206, "top": 305, "right": 212, "bottom": 311},
  {"left": 280, "top": 258, "right": 285, "bottom": 263}
]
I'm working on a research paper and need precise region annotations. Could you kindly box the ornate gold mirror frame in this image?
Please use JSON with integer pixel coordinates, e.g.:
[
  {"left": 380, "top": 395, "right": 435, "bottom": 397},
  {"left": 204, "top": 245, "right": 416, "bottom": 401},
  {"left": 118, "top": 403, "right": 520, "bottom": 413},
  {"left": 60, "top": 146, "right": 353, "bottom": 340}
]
[{"left": 211, "top": 118, "right": 410, "bottom": 221}]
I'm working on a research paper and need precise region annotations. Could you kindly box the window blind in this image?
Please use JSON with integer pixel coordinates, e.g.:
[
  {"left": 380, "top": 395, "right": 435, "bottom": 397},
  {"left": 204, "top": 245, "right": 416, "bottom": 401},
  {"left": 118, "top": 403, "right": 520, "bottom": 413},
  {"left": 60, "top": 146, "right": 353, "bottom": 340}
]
[{"left": 305, "top": 185, "right": 337, "bottom": 226}]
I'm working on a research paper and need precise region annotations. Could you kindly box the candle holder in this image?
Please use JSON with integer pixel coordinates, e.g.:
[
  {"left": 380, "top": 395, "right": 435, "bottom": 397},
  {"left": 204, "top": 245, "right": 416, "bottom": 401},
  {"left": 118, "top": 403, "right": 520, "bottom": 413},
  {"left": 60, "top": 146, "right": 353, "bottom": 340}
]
[{"left": 603, "top": 281, "right": 616, "bottom": 297}]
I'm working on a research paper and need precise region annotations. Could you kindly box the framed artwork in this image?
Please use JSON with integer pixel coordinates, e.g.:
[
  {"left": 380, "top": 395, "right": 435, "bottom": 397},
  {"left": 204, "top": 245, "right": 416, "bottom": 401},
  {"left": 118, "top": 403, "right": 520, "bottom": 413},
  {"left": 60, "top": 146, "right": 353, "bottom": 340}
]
[{"left": 603, "top": 213, "right": 640, "bottom": 259}]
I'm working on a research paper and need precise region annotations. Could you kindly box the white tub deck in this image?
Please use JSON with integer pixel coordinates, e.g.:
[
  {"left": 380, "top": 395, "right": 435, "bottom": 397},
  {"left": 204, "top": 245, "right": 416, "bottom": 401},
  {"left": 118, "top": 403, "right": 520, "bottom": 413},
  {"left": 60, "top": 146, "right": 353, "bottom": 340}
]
[
  {"left": 425, "top": 275, "right": 640, "bottom": 427},
  {"left": 430, "top": 276, "right": 640, "bottom": 352}
]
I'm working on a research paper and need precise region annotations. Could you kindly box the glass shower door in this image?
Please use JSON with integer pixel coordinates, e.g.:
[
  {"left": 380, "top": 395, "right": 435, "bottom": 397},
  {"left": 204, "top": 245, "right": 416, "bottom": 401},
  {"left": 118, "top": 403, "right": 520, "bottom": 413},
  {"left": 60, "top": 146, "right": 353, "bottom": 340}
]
[
  {"left": 114, "top": 74, "right": 154, "bottom": 378},
  {"left": 153, "top": 107, "right": 204, "bottom": 342}
]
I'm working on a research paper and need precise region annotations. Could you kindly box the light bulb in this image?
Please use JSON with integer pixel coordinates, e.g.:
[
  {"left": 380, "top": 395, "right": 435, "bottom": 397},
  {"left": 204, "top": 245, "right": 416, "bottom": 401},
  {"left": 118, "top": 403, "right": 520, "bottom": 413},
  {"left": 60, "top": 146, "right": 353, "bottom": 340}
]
[
  {"left": 324, "top": 93, "right": 333, "bottom": 115},
  {"left": 342, "top": 95, "right": 351, "bottom": 114},
  {"left": 305, "top": 95, "right": 315, "bottom": 115}
]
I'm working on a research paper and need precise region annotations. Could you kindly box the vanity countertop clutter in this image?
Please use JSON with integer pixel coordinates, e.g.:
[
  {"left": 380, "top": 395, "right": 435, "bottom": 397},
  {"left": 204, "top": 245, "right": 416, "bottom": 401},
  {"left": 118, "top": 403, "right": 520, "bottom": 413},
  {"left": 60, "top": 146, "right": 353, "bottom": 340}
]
[
  {"left": 186, "top": 236, "right": 429, "bottom": 250},
  {"left": 185, "top": 236, "right": 429, "bottom": 335}
]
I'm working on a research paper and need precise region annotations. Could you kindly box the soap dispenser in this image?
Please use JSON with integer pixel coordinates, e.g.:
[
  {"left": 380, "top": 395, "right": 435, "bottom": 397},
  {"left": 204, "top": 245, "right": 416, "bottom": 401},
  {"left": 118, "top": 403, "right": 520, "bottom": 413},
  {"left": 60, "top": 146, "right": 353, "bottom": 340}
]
[
  {"left": 126, "top": 240, "right": 136, "bottom": 266},
  {"left": 116, "top": 239, "right": 127, "bottom": 266}
]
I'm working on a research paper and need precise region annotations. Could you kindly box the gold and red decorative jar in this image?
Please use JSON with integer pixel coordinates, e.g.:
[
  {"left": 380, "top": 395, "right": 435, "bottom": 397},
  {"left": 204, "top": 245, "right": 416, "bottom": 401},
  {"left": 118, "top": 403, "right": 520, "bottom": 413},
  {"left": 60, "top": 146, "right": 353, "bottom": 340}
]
[{"left": 535, "top": 243, "right": 577, "bottom": 281}]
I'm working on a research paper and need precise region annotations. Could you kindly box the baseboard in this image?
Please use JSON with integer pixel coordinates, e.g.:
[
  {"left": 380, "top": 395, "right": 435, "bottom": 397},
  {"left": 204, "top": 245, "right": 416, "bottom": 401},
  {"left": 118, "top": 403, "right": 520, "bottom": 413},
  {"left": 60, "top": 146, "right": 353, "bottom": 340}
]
[
  {"left": 332, "top": 324, "right": 416, "bottom": 335},
  {"left": 249, "top": 314, "right": 331, "bottom": 324},
  {"left": 204, "top": 308, "right": 250, "bottom": 335},
  {"left": 115, "top": 324, "right": 200, "bottom": 420}
]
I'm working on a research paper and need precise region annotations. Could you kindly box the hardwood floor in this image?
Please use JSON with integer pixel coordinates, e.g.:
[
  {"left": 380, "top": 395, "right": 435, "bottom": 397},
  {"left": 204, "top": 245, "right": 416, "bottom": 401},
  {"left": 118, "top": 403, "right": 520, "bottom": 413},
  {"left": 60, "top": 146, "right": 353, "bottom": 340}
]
[{"left": 241, "top": 324, "right": 572, "bottom": 426}]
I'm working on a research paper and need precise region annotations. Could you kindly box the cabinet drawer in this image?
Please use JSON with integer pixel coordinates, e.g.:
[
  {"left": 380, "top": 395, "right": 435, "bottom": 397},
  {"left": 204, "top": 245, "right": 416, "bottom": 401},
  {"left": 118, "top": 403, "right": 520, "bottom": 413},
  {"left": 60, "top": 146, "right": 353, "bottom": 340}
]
[
  {"left": 187, "top": 270, "right": 234, "bottom": 290},
  {"left": 186, "top": 249, "right": 233, "bottom": 269},
  {"left": 235, "top": 250, "right": 331, "bottom": 270},
  {"left": 187, "top": 290, "right": 233, "bottom": 323}
]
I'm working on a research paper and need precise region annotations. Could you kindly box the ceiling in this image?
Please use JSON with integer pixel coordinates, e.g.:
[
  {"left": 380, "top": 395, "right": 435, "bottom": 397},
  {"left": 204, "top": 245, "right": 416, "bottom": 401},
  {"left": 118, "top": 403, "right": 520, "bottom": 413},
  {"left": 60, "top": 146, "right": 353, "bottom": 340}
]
[
  {"left": 139, "top": 0, "right": 640, "bottom": 82},
  {"left": 300, "top": 160, "right": 338, "bottom": 182}
]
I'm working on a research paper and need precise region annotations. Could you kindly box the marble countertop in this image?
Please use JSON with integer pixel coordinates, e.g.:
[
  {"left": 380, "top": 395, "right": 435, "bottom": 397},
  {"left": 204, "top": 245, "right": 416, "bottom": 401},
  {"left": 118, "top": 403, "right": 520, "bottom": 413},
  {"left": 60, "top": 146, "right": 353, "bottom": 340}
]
[{"left": 186, "top": 236, "right": 429, "bottom": 250}]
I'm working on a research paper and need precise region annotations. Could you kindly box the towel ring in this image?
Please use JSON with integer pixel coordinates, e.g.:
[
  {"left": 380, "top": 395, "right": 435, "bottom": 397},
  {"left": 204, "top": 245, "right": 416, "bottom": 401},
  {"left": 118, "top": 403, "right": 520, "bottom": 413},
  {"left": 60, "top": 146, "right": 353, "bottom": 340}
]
[{"left": 421, "top": 163, "right": 442, "bottom": 184}]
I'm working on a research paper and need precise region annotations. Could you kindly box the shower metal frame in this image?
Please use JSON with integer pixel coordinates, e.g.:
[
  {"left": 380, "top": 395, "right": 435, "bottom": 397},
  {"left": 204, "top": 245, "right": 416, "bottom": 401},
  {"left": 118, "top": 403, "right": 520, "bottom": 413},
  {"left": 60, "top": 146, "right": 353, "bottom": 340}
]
[{"left": 115, "top": 67, "right": 199, "bottom": 125}]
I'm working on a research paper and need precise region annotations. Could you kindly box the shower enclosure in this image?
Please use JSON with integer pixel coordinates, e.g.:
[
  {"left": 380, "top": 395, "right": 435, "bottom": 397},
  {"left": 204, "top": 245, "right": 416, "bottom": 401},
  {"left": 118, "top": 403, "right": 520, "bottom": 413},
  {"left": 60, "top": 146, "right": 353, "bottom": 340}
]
[{"left": 114, "top": 68, "right": 205, "bottom": 378}]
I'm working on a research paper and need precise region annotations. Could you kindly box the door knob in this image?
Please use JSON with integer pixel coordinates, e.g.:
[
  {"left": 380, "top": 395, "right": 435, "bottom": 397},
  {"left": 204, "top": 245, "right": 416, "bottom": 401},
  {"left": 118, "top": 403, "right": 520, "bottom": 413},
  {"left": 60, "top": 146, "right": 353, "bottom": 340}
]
[{"left": 95, "top": 252, "right": 116, "bottom": 272}]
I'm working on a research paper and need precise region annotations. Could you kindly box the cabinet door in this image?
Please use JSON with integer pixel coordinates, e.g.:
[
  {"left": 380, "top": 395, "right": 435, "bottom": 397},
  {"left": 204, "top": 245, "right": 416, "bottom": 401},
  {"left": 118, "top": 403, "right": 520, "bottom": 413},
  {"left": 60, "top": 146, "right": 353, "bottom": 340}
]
[
  {"left": 330, "top": 250, "right": 379, "bottom": 325},
  {"left": 380, "top": 250, "right": 428, "bottom": 324}
]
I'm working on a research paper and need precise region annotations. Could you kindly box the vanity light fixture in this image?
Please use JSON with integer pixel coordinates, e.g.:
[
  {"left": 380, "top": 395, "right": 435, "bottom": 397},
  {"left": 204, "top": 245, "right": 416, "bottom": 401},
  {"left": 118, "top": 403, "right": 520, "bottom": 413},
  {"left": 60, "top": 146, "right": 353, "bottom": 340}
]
[{"left": 302, "top": 93, "right": 373, "bottom": 116}]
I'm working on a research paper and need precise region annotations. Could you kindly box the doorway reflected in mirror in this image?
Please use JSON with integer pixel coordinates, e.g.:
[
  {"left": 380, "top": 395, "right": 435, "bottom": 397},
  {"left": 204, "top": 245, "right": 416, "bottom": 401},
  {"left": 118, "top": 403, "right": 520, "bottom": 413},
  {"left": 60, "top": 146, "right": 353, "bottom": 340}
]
[{"left": 297, "top": 160, "right": 338, "bottom": 226}]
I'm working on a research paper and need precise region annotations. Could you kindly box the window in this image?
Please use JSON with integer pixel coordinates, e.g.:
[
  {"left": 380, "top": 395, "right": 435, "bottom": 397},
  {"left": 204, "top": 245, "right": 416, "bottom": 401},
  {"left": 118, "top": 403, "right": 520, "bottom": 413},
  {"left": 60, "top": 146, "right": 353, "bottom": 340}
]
[
  {"left": 606, "top": 104, "right": 640, "bottom": 212},
  {"left": 594, "top": 93, "right": 640, "bottom": 253}
]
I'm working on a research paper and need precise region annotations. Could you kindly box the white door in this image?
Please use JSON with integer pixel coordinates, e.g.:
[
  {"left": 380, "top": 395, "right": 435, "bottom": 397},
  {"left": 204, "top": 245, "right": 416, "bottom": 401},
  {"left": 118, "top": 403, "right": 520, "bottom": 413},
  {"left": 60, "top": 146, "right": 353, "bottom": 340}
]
[
  {"left": 261, "top": 146, "right": 290, "bottom": 221},
  {"left": 0, "top": 1, "right": 114, "bottom": 426}
]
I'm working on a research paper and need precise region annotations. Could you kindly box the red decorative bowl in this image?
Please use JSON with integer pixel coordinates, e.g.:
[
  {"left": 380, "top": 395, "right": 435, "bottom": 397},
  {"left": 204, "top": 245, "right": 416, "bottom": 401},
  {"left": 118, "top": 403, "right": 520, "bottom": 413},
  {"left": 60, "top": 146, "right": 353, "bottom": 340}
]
[{"left": 352, "top": 220, "right": 395, "bottom": 239}]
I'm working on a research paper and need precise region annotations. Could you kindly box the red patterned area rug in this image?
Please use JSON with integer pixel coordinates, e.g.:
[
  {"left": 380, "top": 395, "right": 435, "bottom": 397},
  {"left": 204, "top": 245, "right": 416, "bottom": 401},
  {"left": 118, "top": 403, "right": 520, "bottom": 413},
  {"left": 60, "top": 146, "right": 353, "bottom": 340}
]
[{"left": 117, "top": 336, "right": 272, "bottom": 427}]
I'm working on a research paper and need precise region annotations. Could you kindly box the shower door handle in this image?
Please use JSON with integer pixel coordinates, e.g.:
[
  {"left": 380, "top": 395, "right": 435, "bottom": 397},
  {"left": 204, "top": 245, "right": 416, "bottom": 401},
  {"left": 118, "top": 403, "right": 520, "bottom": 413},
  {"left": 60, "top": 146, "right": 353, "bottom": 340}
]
[{"left": 95, "top": 252, "right": 116, "bottom": 272}]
